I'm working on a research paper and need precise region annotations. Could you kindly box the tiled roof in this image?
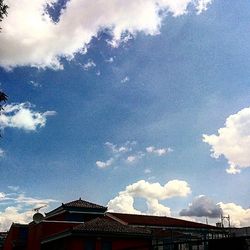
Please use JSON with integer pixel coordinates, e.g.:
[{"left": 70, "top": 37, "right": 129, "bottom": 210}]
[
  {"left": 73, "top": 217, "right": 151, "bottom": 236},
  {"left": 46, "top": 198, "right": 107, "bottom": 217},
  {"left": 108, "top": 212, "right": 217, "bottom": 229},
  {"left": 63, "top": 198, "right": 107, "bottom": 210}
]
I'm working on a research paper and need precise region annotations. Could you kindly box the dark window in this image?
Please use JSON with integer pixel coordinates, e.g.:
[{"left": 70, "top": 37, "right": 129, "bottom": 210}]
[
  {"left": 85, "top": 240, "right": 95, "bottom": 250},
  {"left": 102, "top": 241, "right": 112, "bottom": 250}
]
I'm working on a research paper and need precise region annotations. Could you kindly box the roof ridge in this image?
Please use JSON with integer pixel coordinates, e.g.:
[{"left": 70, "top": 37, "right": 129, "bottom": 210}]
[{"left": 63, "top": 198, "right": 107, "bottom": 209}]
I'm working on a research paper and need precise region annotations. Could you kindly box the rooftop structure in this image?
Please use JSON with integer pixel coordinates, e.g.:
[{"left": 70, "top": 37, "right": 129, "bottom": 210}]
[{"left": 2, "top": 198, "right": 230, "bottom": 250}]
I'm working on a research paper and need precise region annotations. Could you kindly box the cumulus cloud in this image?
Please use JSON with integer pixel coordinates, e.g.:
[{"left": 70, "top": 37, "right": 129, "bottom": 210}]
[
  {"left": 219, "top": 202, "right": 250, "bottom": 227},
  {"left": 146, "top": 198, "right": 171, "bottom": 216},
  {"left": 203, "top": 107, "right": 250, "bottom": 174},
  {"left": 146, "top": 146, "right": 173, "bottom": 156},
  {"left": 179, "top": 196, "right": 250, "bottom": 227},
  {"left": 108, "top": 179, "right": 191, "bottom": 215},
  {"left": 179, "top": 195, "right": 222, "bottom": 218},
  {"left": 96, "top": 158, "right": 114, "bottom": 169},
  {"left": 0, "top": 0, "right": 212, "bottom": 69},
  {"left": 0, "top": 206, "right": 33, "bottom": 231},
  {"left": 0, "top": 102, "right": 56, "bottom": 131}
]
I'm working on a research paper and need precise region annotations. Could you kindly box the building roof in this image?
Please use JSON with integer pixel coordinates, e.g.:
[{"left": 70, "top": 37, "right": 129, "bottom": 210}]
[
  {"left": 107, "top": 212, "right": 217, "bottom": 229},
  {"left": 45, "top": 198, "right": 107, "bottom": 217},
  {"left": 63, "top": 198, "right": 106, "bottom": 210},
  {"left": 73, "top": 217, "right": 151, "bottom": 236}
]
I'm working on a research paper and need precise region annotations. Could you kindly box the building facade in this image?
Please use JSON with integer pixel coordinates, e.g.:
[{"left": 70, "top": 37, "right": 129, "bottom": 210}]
[{"left": 3, "top": 198, "right": 229, "bottom": 250}]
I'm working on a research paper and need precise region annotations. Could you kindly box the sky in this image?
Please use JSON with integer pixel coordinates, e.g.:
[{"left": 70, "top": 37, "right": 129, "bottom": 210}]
[{"left": 1, "top": 0, "right": 250, "bottom": 230}]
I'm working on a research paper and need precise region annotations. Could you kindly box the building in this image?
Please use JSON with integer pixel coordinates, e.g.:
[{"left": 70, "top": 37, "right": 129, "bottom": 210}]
[
  {"left": 3, "top": 198, "right": 229, "bottom": 250},
  {"left": 0, "top": 232, "right": 7, "bottom": 250}
]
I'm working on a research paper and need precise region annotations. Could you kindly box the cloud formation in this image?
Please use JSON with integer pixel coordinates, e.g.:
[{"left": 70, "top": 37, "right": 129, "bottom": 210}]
[
  {"left": 219, "top": 202, "right": 250, "bottom": 227},
  {"left": 108, "top": 179, "right": 191, "bottom": 216},
  {"left": 96, "top": 141, "right": 172, "bottom": 169},
  {"left": 0, "top": 206, "right": 33, "bottom": 231},
  {"left": 0, "top": 102, "right": 56, "bottom": 131},
  {"left": 0, "top": 191, "right": 56, "bottom": 231},
  {"left": 82, "top": 59, "right": 96, "bottom": 70},
  {"left": 0, "top": 148, "right": 4, "bottom": 158},
  {"left": 203, "top": 107, "right": 250, "bottom": 174},
  {"left": 0, "top": 0, "right": 212, "bottom": 69},
  {"left": 121, "top": 76, "right": 130, "bottom": 84},
  {"left": 179, "top": 195, "right": 222, "bottom": 218},
  {"left": 96, "top": 158, "right": 114, "bottom": 169},
  {"left": 146, "top": 146, "right": 173, "bottom": 156},
  {"left": 105, "top": 141, "right": 136, "bottom": 154},
  {"left": 126, "top": 152, "right": 145, "bottom": 164}
]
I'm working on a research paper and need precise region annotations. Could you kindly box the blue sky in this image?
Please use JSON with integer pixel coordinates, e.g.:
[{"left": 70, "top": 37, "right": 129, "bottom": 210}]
[{"left": 1, "top": 0, "right": 250, "bottom": 230}]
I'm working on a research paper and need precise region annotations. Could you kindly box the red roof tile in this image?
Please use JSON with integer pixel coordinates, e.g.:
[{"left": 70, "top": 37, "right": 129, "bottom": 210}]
[
  {"left": 107, "top": 212, "right": 216, "bottom": 229},
  {"left": 63, "top": 198, "right": 107, "bottom": 210},
  {"left": 73, "top": 217, "right": 151, "bottom": 236}
]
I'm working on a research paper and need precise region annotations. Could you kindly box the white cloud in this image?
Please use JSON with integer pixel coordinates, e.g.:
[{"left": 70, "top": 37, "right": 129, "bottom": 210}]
[
  {"left": 29, "top": 80, "right": 42, "bottom": 88},
  {"left": 96, "top": 141, "right": 137, "bottom": 169},
  {"left": 127, "top": 155, "right": 137, "bottom": 163},
  {"left": 0, "top": 148, "right": 5, "bottom": 158},
  {"left": 108, "top": 179, "right": 191, "bottom": 215},
  {"left": 0, "top": 0, "right": 212, "bottom": 69},
  {"left": 195, "top": 0, "right": 213, "bottom": 14},
  {"left": 14, "top": 194, "right": 55, "bottom": 207},
  {"left": 0, "top": 191, "right": 56, "bottom": 231},
  {"left": 126, "top": 152, "right": 145, "bottom": 164},
  {"left": 219, "top": 202, "right": 250, "bottom": 227},
  {"left": 203, "top": 107, "right": 250, "bottom": 174},
  {"left": 108, "top": 192, "right": 142, "bottom": 214},
  {"left": 106, "top": 57, "right": 114, "bottom": 63},
  {"left": 105, "top": 141, "right": 136, "bottom": 154},
  {"left": 144, "top": 168, "right": 152, "bottom": 174},
  {"left": 121, "top": 76, "right": 130, "bottom": 83},
  {"left": 96, "top": 158, "right": 114, "bottom": 169},
  {"left": 97, "top": 141, "right": 173, "bottom": 169},
  {"left": 0, "top": 102, "right": 56, "bottom": 131},
  {"left": 82, "top": 59, "right": 96, "bottom": 70},
  {"left": 0, "top": 192, "right": 6, "bottom": 200},
  {"left": 146, "top": 146, "right": 173, "bottom": 156},
  {"left": 8, "top": 186, "right": 20, "bottom": 192},
  {"left": 146, "top": 198, "right": 171, "bottom": 216},
  {"left": 0, "top": 206, "right": 33, "bottom": 231}
]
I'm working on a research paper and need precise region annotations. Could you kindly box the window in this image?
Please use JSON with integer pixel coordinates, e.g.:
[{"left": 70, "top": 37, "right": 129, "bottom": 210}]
[
  {"left": 101, "top": 241, "right": 112, "bottom": 250},
  {"left": 85, "top": 240, "right": 95, "bottom": 250}
]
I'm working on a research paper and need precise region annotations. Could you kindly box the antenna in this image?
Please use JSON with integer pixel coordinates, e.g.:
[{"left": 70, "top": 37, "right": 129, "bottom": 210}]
[
  {"left": 221, "top": 214, "right": 231, "bottom": 228},
  {"left": 33, "top": 204, "right": 47, "bottom": 213},
  {"left": 33, "top": 213, "right": 44, "bottom": 224},
  {"left": 32, "top": 204, "right": 47, "bottom": 224}
]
